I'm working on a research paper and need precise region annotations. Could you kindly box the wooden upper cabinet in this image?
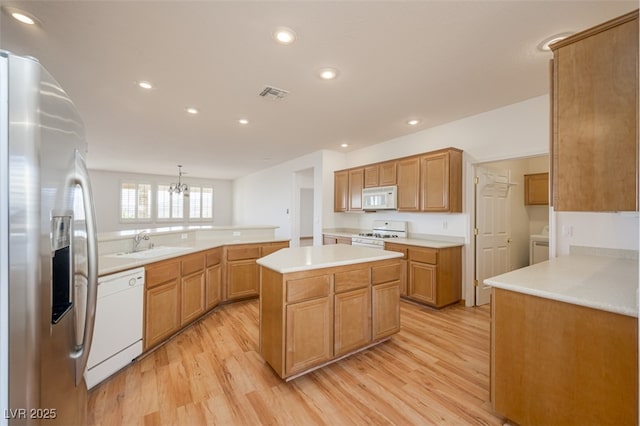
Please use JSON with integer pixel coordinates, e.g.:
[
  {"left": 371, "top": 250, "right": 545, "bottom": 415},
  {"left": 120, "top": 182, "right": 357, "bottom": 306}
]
[
  {"left": 420, "top": 149, "right": 462, "bottom": 212},
  {"left": 397, "top": 157, "right": 420, "bottom": 211},
  {"left": 524, "top": 173, "right": 549, "bottom": 205},
  {"left": 551, "top": 10, "right": 638, "bottom": 211},
  {"left": 364, "top": 161, "right": 397, "bottom": 188},
  {"left": 348, "top": 168, "right": 364, "bottom": 211},
  {"left": 334, "top": 170, "right": 349, "bottom": 212}
]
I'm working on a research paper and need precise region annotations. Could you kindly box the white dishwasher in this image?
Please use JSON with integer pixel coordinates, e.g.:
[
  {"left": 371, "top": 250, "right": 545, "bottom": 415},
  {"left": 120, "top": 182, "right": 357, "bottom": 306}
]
[{"left": 85, "top": 267, "right": 144, "bottom": 389}]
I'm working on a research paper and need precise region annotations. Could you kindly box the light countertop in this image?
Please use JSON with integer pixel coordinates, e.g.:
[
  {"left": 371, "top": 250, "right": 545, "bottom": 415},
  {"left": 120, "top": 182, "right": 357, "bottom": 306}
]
[
  {"left": 256, "top": 244, "right": 403, "bottom": 274},
  {"left": 99, "top": 236, "right": 289, "bottom": 276},
  {"left": 322, "top": 229, "right": 464, "bottom": 249},
  {"left": 484, "top": 255, "right": 639, "bottom": 317}
]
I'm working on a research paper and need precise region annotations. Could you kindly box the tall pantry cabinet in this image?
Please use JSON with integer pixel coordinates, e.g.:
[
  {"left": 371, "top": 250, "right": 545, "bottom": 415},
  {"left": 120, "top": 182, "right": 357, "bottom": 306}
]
[{"left": 550, "top": 10, "right": 638, "bottom": 211}]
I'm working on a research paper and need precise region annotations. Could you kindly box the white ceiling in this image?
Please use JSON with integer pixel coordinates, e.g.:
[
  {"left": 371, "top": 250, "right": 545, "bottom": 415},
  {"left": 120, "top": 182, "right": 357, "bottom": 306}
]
[{"left": 1, "top": 1, "right": 636, "bottom": 180}]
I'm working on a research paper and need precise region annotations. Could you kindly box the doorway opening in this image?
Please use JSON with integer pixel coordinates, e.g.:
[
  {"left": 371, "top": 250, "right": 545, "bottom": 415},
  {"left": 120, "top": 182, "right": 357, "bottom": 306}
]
[
  {"left": 473, "top": 155, "right": 549, "bottom": 306},
  {"left": 292, "top": 168, "right": 315, "bottom": 247}
]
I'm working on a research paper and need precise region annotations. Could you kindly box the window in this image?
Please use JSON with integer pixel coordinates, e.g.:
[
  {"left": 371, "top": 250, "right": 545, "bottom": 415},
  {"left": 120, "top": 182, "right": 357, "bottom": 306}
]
[
  {"left": 157, "top": 184, "right": 183, "bottom": 220},
  {"left": 188, "top": 186, "right": 213, "bottom": 220},
  {"left": 120, "top": 182, "right": 151, "bottom": 220}
]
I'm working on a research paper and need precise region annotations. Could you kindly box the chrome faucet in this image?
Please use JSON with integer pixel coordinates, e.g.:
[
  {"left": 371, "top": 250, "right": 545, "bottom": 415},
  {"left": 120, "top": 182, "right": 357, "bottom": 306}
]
[{"left": 133, "top": 231, "right": 150, "bottom": 252}]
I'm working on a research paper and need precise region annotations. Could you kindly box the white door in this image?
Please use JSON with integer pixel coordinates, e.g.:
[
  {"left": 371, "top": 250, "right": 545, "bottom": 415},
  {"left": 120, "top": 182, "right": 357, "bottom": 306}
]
[{"left": 475, "top": 166, "right": 512, "bottom": 306}]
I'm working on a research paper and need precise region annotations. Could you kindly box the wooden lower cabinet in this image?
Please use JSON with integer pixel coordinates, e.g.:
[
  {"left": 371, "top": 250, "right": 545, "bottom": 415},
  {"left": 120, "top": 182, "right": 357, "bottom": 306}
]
[
  {"left": 491, "top": 288, "right": 638, "bottom": 425},
  {"left": 285, "top": 297, "right": 333, "bottom": 376},
  {"left": 226, "top": 242, "right": 289, "bottom": 301},
  {"left": 144, "top": 241, "right": 290, "bottom": 351},
  {"left": 205, "top": 247, "right": 222, "bottom": 310},
  {"left": 401, "top": 244, "right": 462, "bottom": 308},
  {"left": 144, "top": 278, "right": 180, "bottom": 351},
  {"left": 322, "top": 234, "right": 353, "bottom": 245},
  {"left": 227, "top": 259, "right": 259, "bottom": 300},
  {"left": 334, "top": 287, "right": 371, "bottom": 356},
  {"left": 372, "top": 281, "right": 400, "bottom": 340},
  {"left": 260, "top": 258, "right": 401, "bottom": 380}
]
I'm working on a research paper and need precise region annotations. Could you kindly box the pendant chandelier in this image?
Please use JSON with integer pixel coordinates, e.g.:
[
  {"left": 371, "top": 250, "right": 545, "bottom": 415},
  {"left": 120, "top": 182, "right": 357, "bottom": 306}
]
[{"left": 168, "top": 165, "right": 189, "bottom": 196}]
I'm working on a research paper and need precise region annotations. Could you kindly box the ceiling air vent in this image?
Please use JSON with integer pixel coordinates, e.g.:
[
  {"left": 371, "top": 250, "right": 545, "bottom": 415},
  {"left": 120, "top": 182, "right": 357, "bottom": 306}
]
[{"left": 259, "top": 85, "right": 289, "bottom": 100}]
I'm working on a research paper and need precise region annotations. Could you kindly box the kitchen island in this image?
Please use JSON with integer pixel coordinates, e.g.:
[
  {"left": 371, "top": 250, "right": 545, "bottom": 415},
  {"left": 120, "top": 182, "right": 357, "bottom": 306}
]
[
  {"left": 257, "top": 245, "right": 403, "bottom": 380},
  {"left": 485, "top": 254, "right": 638, "bottom": 425}
]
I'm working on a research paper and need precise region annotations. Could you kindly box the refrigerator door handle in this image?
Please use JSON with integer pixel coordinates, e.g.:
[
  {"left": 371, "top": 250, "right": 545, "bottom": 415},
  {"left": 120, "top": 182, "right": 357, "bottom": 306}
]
[{"left": 69, "top": 150, "right": 98, "bottom": 386}]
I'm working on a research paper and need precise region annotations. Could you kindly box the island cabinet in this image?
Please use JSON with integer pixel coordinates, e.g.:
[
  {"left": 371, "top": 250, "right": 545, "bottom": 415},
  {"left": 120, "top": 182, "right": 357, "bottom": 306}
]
[
  {"left": 259, "top": 258, "right": 401, "bottom": 380},
  {"left": 551, "top": 10, "right": 638, "bottom": 211},
  {"left": 405, "top": 245, "right": 462, "bottom": 308},
  {"left": 225, "top": 241, "right": 290, "bottom": 301}
]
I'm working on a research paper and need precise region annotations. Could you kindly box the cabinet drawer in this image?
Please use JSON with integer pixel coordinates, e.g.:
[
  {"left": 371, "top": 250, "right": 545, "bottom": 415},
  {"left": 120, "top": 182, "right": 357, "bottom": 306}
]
[
  {"left": 372, "top": 263, "right": 402, "bottom": 285},
  {"left": 206, "top": 248, "right": 222, "bottom": 267},
  {"left": 146, "top": 260, "right": 180, "bottom": 288},
  {"left": 334, "top": 268, "right": 370, "bottom": 293},
  {"left": 227, "top": 245, "right": 261, "bottom": 261},
  {"left": 261, "top": 241, "right": 289, "bottom": 257},
  {"left": 408, "top": 247, "right": 437, "bottom": 264},
  {"left": 384, "top": 243, "right": 407, "bottom": 259},
  {"left": 287, "top": 275, "right": 331, "bottom": 303},
  {"left": 181, "top": 253, "right": 205, "bottom": 276}
]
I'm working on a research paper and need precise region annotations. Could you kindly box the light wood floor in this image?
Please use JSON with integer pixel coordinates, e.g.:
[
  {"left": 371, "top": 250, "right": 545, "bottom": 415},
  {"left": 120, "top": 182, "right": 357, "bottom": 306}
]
[{"left": 88, "top": 299, "right": 504, "bottom": 425}]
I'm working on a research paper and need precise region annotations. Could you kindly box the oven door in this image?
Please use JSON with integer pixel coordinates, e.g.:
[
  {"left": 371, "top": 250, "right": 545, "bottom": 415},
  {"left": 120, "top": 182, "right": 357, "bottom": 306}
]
[{"left": 351, "top": 237, "right": 384, "bottom": 250}]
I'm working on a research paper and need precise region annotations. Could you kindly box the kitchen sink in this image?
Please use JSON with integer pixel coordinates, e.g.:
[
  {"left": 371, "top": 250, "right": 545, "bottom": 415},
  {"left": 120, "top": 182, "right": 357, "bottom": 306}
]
[{"left": 106, "top": 246, "right": 191, "bottom": 259}]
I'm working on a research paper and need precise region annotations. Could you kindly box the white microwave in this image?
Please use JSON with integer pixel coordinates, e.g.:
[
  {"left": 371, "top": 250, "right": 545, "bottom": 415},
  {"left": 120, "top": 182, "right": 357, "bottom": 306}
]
[{"left": 362, "top": 185, "right": 397, "bottom": 211}]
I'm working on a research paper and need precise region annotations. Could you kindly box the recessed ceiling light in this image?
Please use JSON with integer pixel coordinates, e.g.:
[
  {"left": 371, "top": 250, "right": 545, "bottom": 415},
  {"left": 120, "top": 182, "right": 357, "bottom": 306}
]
[
  {"left": 538, "top": 32, "right": 574, "bottom": 51},
  {"left": 341, "top": 143, "right": 349, "bottom": 148},
  {"left": 12, "top": 12, "right": 35, "bottom": 25},
  {"left": 137, "top": 81, "right": 153, "bottom": 90},
  {"left": 273, "top": 27, "right": 296, "bottom": 45},
  {"left": 319, "top": 68, "right": 339, "bottom": 80},
  {"left": 3, "top": 7, "right": 39, "bottom": 25},
  {"left": 238, "top": 118, "right": 249, "bottom": 125},
  {"left": 407, "top": 119, "right": 420, "bottom": 126},
  {"left": 185, "top": 107, "right": 199, "bottom": 115}
]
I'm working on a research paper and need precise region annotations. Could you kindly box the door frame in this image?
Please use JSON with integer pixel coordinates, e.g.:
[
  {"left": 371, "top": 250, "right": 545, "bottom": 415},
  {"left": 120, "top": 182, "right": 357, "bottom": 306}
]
[{"left": 465, "top": 153, "right": 551, "bottom": 307}]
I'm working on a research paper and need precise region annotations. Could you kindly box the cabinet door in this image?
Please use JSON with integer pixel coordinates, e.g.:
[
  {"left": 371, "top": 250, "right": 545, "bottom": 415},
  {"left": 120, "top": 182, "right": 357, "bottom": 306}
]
[
  {"left": 334, "top": 287, "right": 371, "bottom": 356},
  {"left": 524, "top": 173, "right": 549, "bottom": 205},
  {"left": 205, "top": 264, "right": 222, "bottom": 310},
  {"left": 420, "top": 152, "right": 449, "bottom": 211},
  {"left": 348, "top": 168, "right": 364, "bottom": 211},
  {"left": 552, "top": 15, "right": 638, "bottom": 211},
  {"left": 144, "top": 278, "right": 180, "bottom": 351},
  {"left": 334, "top": 170, "right": 349, "bottom": 212},
  {"left": 181, "top": 271, "right": 205, "bottom": 326},
  {"left": 397, "top": 157, "right": 420, "bottom": 211},
  {"left": 364, "top": 165, "right": 379, "bottom": 188},
  {"left": 379, "top": 161, "right": 397, "bottom": 186},
  {"left": 408, "top": 261, "right": 437, "bottom": 305},
  {"left": 226, "top": 260, "right": 259, "bottom": 300},
  {"left": 286, "top": 297, "right": 333, "bottom": 376},
  {"left": 372, "top": 281, "right": 400, "bottom": 341},
  {"left": 323, "top": 235, "right": 337, "bottom": 245}
]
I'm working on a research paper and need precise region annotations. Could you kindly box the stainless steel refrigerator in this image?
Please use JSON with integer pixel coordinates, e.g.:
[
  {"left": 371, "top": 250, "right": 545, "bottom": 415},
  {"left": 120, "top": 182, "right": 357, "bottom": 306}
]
[{"left": 0, "top": 51, "right": 98, "bottom": 425}]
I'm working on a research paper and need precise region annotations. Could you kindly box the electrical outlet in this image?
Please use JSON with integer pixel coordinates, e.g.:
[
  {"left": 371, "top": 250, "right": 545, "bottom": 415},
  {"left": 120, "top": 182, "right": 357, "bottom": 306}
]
[
  {"left": 442, "top": 221, "right": 448, "bottom": 229},
  {"left": 233, "top": 231, "right": 241, "bottom": 237},
  {"left": 181, "top": 233, "right": 188, "bottom": 240},
  {"left": 561, "top": 225, "right": 573, "bottom": 237}
]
